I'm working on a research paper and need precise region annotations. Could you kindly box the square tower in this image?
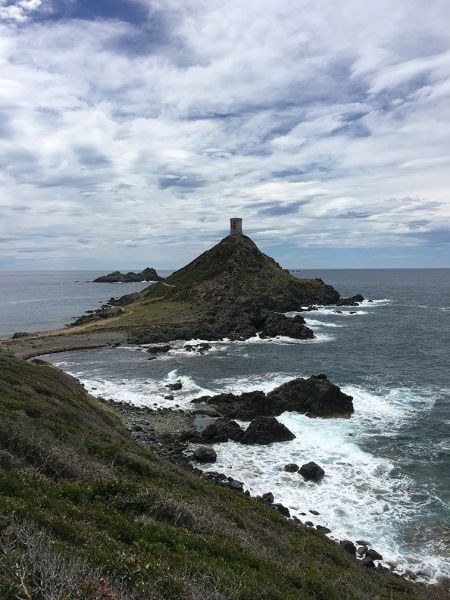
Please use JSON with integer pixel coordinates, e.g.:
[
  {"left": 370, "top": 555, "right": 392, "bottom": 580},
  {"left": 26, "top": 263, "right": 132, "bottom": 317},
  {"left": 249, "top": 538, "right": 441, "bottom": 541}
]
[{"left": 230, "top": 218, "right": 243, "bottom": 235}]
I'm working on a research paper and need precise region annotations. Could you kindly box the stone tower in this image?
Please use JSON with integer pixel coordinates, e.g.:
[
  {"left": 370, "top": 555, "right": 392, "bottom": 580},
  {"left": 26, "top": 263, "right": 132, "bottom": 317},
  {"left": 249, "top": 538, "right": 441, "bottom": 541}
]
[{"left": 230, "top": 217, "right": 243, "bottom": 236}]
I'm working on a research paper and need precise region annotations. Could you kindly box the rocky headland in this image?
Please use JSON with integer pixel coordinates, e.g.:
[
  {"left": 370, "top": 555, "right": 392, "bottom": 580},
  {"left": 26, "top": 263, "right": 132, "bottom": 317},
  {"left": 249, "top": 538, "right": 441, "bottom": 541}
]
[{"left": 0, "top": 220, "right": 365, "bottom": 359}]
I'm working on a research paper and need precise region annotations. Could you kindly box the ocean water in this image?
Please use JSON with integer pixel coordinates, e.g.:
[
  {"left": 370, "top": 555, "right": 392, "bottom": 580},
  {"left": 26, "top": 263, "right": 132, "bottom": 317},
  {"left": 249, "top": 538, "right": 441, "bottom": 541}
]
[{"left": 1, "top": 269, "right": 449, "bottom": 581}]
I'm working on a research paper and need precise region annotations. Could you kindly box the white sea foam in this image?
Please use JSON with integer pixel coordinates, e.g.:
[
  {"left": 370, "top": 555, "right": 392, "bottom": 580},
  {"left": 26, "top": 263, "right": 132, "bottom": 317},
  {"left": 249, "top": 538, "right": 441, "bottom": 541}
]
[
  {"left": 216, "top": 372, "right": 298, "bottom": 396},
  {"left": 197, "top": 383, "right": 446, "bottom": 581},
  {"left": 81, "top": 369, "right": 214, "bottom": 410},
  {"left": 235, "top": 332, "right": 335, "bottom": 344},
  {"left": 304, "top": 318, "right": 343, "bottom": 328}
]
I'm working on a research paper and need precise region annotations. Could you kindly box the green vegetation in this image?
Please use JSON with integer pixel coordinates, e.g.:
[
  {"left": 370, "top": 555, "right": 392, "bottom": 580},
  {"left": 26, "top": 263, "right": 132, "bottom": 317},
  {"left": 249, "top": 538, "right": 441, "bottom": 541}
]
[{"left": 1, "top": 353, "right": 448, "bottom": 599}]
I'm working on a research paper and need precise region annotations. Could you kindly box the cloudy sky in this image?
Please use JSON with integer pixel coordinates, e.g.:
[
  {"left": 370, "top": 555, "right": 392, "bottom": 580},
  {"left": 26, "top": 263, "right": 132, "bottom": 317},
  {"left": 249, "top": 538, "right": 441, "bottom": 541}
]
[{"left": 1, "top": 0, "right": 449, "bottom": 269}]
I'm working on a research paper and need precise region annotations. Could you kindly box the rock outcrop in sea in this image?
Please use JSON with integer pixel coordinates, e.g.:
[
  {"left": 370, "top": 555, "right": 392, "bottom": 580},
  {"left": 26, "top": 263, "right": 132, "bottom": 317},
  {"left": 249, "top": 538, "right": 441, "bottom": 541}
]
[
  {"left": 193, "top": 374, "right": 354, "bottom": 420},
  {"left": 93, "top": 267, "right": 163, "bottom": 283}
]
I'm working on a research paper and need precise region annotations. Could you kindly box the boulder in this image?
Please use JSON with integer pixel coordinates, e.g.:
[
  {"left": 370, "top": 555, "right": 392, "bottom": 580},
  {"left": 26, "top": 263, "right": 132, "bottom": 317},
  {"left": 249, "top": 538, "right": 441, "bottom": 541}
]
[
  {"left": 227, "top": 479, "right": 244, "bottom": 492},
  {"left": 316, "top": 525, "right": 331, "bottom": 534},
  {"left": 299, "top": 462, "right": 325, "bottom": 482},
  {"left": 356, "top": 545, "right": 368, "bottom": 556},
  {"left": 366, "top": 549, "right": 383, "bottom": 561},
  {"left": 201, "top": 418, "right": 244, "bottom": 443},
  {"left": 273, "top": 503, "right": 290, "bottom": 517},
  {"left": 193, "top": 446, "right": 217, "bottom": 464},
  {"left": 362, "top": 557, "right": 375, "bottom": 568},
  {"left": 240, "top": 417, "right": 295, "bottom": 445},
  {"left": 261, "top": 492, "right": 274, "bottom": 504},
  {"left": 340, "top": 540, "right": 356, "bottom": 556},
  {"left": 284, "top": 463, "right": 299, "bottom": 472}
]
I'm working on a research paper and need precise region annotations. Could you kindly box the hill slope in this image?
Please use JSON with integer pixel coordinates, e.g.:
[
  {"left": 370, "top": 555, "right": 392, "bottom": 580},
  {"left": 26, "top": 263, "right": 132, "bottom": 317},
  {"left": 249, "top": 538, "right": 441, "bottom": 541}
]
[{"left": 1, "top": 353, "right": 447, "bottom": 600}]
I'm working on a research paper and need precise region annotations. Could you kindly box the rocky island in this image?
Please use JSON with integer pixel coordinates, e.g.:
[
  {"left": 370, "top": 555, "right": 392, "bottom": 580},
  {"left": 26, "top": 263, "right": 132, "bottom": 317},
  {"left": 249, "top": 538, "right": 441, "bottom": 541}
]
[
  {"left": 93, "top": 267, "right": 163, "bottom": 283},
  {"left": 0, "top": 219, "right": 360, "bottom": 358}
]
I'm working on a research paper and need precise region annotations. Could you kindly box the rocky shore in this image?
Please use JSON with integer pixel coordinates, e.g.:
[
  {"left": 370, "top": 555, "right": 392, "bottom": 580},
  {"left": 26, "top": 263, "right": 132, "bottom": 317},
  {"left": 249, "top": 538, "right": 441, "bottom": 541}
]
[{"left": 93, "top": 373, "right": 422, "bottom": 583}]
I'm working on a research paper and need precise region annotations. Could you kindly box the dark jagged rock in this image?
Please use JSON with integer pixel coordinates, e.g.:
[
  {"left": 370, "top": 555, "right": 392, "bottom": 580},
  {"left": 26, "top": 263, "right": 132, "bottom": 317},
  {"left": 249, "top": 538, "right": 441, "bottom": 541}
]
[
  {"left": 193, "top": 375, "right": 354, "bottom": 420},
  {"left": 299, "top": 462, "right": 325, "bottom": 481},
  {"left": 336, "top": 294, "right": 364, "bottom": 306},
  {"left": 340, "top": 540, "right": 356, "bottom": 556},
  {"left": 261, "top": 492, "right": 274, "bottom": 504},
  {"left": 362, "top": 557, "right": 376, "bottom": 568},
  {"left": 267, "top": 375, "right": 354, "bottom": 418},
  {"left": 316, "top": 525, "right": 331, "bottom": 534},
  {"left": 259, "top": 312, "right": 314, "bottom": 340},
  {"left": 146, "top": 345, "right": 171, "bottom": 353},
  {"left": 366, "top": 549, "right": 383, "bottom": 560},
  {"left": 94, "top": 267, "right": 163, "bottom": 283},
  {"left": 273, "top": 503, "right": 290, "bottom": 517},
  {"left": 193, "top": 446, "right": 217, "bottom": 463},
  {"left": 240, "top": 417, "right": 295, "bottom": 445},
  {"left": 201, "top": 418, "right": 244, "bottom": 443},
  {"left": 165, "top": 382, "right": 182, "bottom": 391}
]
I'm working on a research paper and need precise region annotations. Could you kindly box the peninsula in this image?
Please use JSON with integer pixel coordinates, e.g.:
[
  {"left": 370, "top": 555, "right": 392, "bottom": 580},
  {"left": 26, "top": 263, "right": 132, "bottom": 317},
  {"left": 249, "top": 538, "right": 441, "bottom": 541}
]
[{"left": 0, "top": 219, "right": 358, "bottom": 358}]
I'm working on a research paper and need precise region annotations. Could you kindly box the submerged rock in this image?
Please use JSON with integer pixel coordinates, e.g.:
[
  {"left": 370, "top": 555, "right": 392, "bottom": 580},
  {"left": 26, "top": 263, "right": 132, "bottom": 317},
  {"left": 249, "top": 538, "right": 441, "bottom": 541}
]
[
  {"left": 165, "top": 382, "right": 182, "bottom": 391},
  {"left": 284, "top": 463, "right": 299, "bottom": 472},
  {"left": 184, "top": 342, "right": 212, "bottom": 354},
  {"left": 240, "top": 417, "right": 295, "bottom": 445},
  {"left": 146, "top": 345, "right": 171, "bottom": 353},
  {"left": 299, "top": 462, "right": 325, "bottom": 481}
]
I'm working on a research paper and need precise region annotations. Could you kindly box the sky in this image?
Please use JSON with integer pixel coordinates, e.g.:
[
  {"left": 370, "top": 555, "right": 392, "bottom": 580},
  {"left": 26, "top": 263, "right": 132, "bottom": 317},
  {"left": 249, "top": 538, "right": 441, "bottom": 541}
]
[{"left": 0, "top": 0, "right": 449, "bottom": 270}]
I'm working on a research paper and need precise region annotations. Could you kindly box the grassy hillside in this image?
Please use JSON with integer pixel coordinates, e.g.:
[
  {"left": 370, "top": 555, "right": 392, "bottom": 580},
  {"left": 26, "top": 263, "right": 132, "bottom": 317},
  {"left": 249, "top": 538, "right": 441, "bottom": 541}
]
[{"left": 0, "top": 353, "right": 447, "bottom": 599}]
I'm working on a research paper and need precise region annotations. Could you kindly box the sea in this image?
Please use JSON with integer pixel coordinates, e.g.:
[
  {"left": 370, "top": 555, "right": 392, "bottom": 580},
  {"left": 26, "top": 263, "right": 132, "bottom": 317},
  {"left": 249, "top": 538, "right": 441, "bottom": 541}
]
[{"left": 1, "top": 269, "right": 449, "bottom": 582}]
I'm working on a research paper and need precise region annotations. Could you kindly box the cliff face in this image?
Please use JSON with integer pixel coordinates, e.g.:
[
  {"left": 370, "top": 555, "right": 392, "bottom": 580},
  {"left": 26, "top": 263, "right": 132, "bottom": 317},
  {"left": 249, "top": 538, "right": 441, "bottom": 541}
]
[{"left": 0, "top": 354, "right": 437, "bottom": 600}]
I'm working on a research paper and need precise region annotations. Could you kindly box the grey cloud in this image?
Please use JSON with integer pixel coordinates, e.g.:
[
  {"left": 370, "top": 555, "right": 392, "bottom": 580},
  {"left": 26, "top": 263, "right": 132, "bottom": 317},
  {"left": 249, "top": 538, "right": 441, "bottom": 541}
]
[
  {"left": 258, "top": 201, "right": 308, "bottom": 216},
  {"left": 73, "top": 145, "right": 112, "bottom": 167},
  {"left": 158, "top": 174, "right": 206, "bottom": 190},
  {"left": 337, "top": 211, "right": 372, "bottom": 219}
]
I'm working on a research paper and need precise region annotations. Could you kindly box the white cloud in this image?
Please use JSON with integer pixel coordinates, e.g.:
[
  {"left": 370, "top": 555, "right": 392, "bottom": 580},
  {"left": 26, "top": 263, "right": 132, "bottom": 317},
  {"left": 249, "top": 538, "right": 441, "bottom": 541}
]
[{"left": 0, "top": 0, "right": 450, "bottom": 268}]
